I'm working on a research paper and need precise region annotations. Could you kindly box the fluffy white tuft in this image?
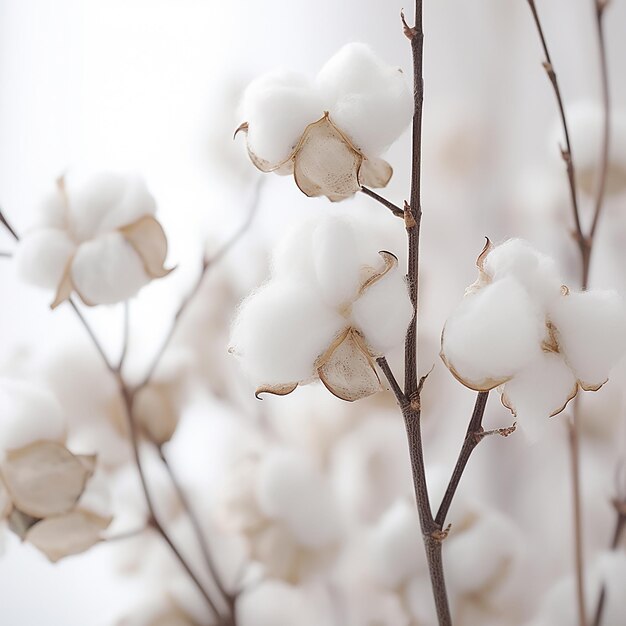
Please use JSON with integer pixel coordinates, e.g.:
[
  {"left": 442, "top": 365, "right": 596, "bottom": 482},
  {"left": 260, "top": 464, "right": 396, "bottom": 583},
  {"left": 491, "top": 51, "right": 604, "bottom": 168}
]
[
  {"left": 240, "top": 71, "right": 323, "bottom": 166},
  {"left": 550, "top": 290, "right": 626, "bottom": 389},
  {"left": 352, "top": 266, "right": 412, "bottom": 355},
  {"left": 316, "top": 43, "right": 413, "bottom": 155},
  {"left": 483, "top": 239, "right": 563, "bottom": 306},
  {"left": 502, "top": 352, "right": 577, "bottom": 440},
  {"left": 442, "top": 278, "right": 545, "bottom": 389},
  {"left": 15, "top": 229, "right": 75, "bottom": 290},
  {"left": 0, "top": 379, "right": 66, "bottom": 455},
  {"left": 256, "top": 449, "right": 340, "bottom": 548},
  {"left": 230, "top": 279, "right": 345, "bottom": 387},
  {"left": 71, "top": 232, "right": 149, "bottom": 305}
]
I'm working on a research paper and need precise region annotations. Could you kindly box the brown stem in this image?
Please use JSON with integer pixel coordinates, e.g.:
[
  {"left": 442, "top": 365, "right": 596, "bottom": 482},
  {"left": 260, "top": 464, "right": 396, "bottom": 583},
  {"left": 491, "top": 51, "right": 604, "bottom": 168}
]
[
  {"left": 360, "top": 187, "right": 404, "bottom": 218},
  {"left": 117, "top": 384, "right": 223, "bottom": 622},
  {"left": 592, "top": 506, "right": 626, "bottom": 626},
  {"left": 526, "top": 0, "right": 585, "bottom": 255},
  {"left": 396, "top": 4, "right": 451, "bottom": 624},
  {"left": 589, "top": 0, "right": 611, "bottom": 241},
  {"left": 116, "top": 302, "right": 130, "bottom": 373},
  {"left": 435, "top": 392, "right": 489, "bottom": 527},
  {"left": 0, "top": 208, "right": 19, "bottom": 241},
  {"left": 158, "top": 445, "right": 236, "bottom": 613}
]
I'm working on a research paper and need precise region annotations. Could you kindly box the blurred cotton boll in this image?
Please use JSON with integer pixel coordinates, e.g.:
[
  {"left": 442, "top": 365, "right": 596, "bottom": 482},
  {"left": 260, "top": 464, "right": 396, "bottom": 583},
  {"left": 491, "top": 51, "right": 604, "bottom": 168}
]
[{"left": 15, "top": 171, "right": 172, "bottom": 307}]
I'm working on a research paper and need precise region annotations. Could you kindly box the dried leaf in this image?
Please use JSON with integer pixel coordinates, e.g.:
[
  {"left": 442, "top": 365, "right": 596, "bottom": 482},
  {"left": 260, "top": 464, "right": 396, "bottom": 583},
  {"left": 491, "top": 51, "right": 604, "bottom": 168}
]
[
  {"left": 119, "top": 215, "right": 173, "bottom": 279},
  {"left": 7, "top": 509, "right": 38, "bottom": 540},
  {"left": 358, "top": 251, "right": 398, "bottom": 296},
  {"left": 26, "top": 508, "right": 112, "bottom": 562},
  {"left": 293, "top": 114, "right": 363, "bottom": 202},
  {"left": 50, "top": 260, "right": 75, "bottom": 310},
  {"left": 255, "top": 383, "right": 298, "bottom": 399},
  {"left": 0, "top": 478, "right": 11, "bottom": 519},
  {"left": 317, "top": 329, "right": 381, "bottom": 401},
  {"left": 1, "top": 441, "right": 93, "bottom": 518},
  {"left": 133, "top": 385, "right": 179, "bottom": 444},
  {"left": 358, "top": 157, "right": 393, "bottom": 188}
]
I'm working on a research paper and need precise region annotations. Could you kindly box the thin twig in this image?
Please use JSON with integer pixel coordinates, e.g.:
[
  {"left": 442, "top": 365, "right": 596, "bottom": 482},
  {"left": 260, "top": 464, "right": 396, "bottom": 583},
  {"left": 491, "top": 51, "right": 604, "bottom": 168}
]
[
  {"left": 435, "top": 392, "right": 489, "bottom": 527},
  {"left": 158, "top": 445, "right": 234, "bottom": 612},
  {"left": 376, "top": 357, "right": 406, "bottom": 406},
  {"left": 526, "top": 0, "right": 586, "bottom": 260},
  {"left": 360, "top": 187, "right": 404, "bottom": 218},
  {"left": 139, "top": 178, "right": 263, "bottom": 388},
  {"left": 592, "top": 501, "right": 626, "bottom": 626},
  {"left": 589, "top": 0, "right": 611, "bottom": 242},
  {"left": 0, "top": 251, "right": 12, "bottom": 258},
  {"left": 116, "top": 302, "right": 130, "bottom": 373},
  {"left": 117, "top": 384, "right": 223, "bottom": 622},
  {"left": 0, "top": 208, "right": 19, "bottom": 241}
]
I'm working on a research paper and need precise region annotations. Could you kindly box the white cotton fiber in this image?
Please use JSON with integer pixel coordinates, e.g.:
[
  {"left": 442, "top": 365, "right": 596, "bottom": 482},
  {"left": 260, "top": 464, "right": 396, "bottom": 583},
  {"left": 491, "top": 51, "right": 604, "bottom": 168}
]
[
  {"left": 230, "top": 279, "right": 345, "bottom": 386},
  {"left": 445, "top": 509, "right": 522, "bottom": 596},
  {"left": 67, "top": 172, "right": 130, "bottom": 241},
  {"left": 236, "top": 581, "right": 318, "bottom": 626},
  {"left": 369, "top": 499, "right": 424, "bottom": 588},
  {"left": 241, "top": 71, "right": 323, "bottom": 166},
  {"left": 483, "top": 239, "right": 563, "bottom": 306},
  {"left": 352, "top": 267, "right": 412, "bottom": 355},
  {"left": 316, "top": 43, "right": 413, "bottom": 155},
  {"left": 550, "top": 290, "right": 626, "bottom": 390},
  {"left": 502, "top": 352, "right": 577, "bottom": 440},
  {"left": 256, "top": 449, "right": 340, "bottom": 548},
  {"left": 71, "top": 232, "right": 149, "bottom": 305},
  {"left": 311, "top": 217, "right": 361, "bottom": 307},
  {"left": 15, "top": 229, "right": 75, "bottom": 290},
  {"left": 0, "top": 379, "right": 66, "bottom": 455},
  {"left": 96, "top": 174, "right": 156, "bottom": 233},
  {"left": 442, "top": 278, "right": 544, "bottom": 389}
]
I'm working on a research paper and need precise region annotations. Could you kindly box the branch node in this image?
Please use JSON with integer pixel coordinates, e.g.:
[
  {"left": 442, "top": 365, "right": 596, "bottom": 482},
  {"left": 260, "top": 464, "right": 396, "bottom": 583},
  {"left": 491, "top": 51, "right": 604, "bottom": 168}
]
[
  {"left": 404, "top": 201, "right": 417, "bottom": 229},
  {"left": 430, "top": 524, "right": 452, "bottom": 543},
  {"left": 475, "top": 422, "right": 517, "bottom": 442},
  {"left": 612, "top": 498, "right": 626, "bottom": 518}
]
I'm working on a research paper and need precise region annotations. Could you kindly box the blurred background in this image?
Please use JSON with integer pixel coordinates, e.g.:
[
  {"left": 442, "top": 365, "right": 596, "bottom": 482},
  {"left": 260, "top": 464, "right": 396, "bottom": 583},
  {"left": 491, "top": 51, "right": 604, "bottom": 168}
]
[{"left": 1, "top": 0, "right": 626, "bottom": 624}]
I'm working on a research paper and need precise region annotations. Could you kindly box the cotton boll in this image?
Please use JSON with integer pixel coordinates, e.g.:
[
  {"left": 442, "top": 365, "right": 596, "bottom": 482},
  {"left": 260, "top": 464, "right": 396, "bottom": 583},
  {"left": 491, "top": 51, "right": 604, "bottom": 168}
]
[
  {"left": 15, "top": 229, "right": 75, "bottom": 290},
  {"left": 241, "top": 71, "right": 323, "bottom": 166},
  {"left": 445, "top": 509, "right": 523, "bottom": 597},
  {"left": 0, "top": 379, "right": 66, "bottom": 456},
  {"left": 316, "top": 43, "right": 413, "bottom": 155},
  {"left": 230, "top": 279, "right": 345, "bottom": 386},
  {"left": 352, "top": 268, "right": 412, "bottom": 355},
  {"left": 236, "top": 581, "right": 320, "bottom": 626},
  {"left": 256, "top": 449, "right": 340, "bottom": 548},
  {"left": 403, "top": 577, "right": 436, "bottom": 625},
  {"left": 344, "top": 589, "right": 411, "bottom": 626},
  {"left": 501, "top": 352, "right": 577, "bottom": 440},
  {"left": 442, "top": 278, "right": 544, "bottom": 390},
  {"left": 311, "top": 217, "right": 361, "bottom": 307},
  {"left": 483, "top": 239, "right": 563, "bottom": 306},
  {"left": 71, "top": 232, "right": 149, "bottom": 304},
  {"left": 369, "top": 499, "right": 424, "bottom": 588},
  {"left": 550, "top": 290, "right": 626, "bottom": 390}
]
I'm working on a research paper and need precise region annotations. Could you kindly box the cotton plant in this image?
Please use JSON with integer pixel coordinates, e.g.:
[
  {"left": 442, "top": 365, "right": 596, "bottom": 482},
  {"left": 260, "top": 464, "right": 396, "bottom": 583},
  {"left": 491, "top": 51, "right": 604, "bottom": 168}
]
[
  {"left": 440, "top": 238, "right": 626, "bottom": 435},
  {"left": 15, "top": 172, "right": 172, "bottom": 308},
  {"left": 0, "top": 379, "right": 111, "bottom": 562},
  {"left": 229, "top": 213, "right": 412, "bottom": 401},
  {"left": 236, "top": 43, "right": 413, "bottom": 201}
]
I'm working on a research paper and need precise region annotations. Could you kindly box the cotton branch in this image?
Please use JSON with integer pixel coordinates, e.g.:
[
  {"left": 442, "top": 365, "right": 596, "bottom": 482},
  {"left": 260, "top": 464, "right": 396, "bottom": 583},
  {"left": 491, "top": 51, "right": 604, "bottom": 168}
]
[
  {"left": 360, "top": 186, "right": 404, "bottom": 218},
  {"left": 526, "top": 2, "right": 613, "bottom": 623}
]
